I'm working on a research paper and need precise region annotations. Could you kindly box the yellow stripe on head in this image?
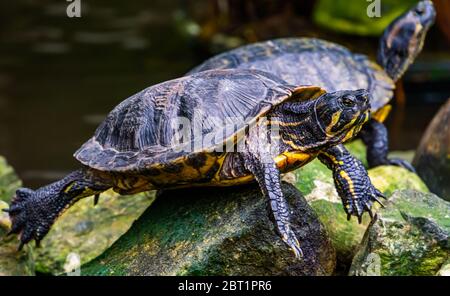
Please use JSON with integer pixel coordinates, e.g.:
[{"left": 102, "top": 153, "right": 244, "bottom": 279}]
[{"left": 325, "top": 110, "right": 342, "bottom": 135}]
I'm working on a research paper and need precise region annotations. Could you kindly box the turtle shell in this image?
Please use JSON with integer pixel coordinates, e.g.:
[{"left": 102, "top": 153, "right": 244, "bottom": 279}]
[
  {"left": 74, "top": 69, "right": 325, "bottom": 172},
  {"left": 188, "top": 38, "right": 395, "bottom": 111}
]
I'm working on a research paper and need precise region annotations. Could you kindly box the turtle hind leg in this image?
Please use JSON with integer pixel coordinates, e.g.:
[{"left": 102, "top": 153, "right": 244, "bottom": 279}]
[
  {"left": 4, "top": 168, "right": 112, "bottom": 248},
  {"left": 359, "top": 119, "right": 416, "bottom": 172},
  {"left": 243, "top": 153, "right": 303, "bottom": 259}
]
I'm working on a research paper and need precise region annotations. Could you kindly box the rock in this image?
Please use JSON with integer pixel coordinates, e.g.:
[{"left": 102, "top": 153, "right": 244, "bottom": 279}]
[
  {"left": 437, "top": 259, "right": 450, "bottom": 276},
  {"left": 368, "top": 166, "right": 428, "bottom": 197},
  {"left": 0, "top": 154, "right": 155, "bottom": 275},
  {"left": 349, "top": 190, "right": 450, "bottom": 276},
  {"left": 0, "top": 200, "right": 34, "bottom": 276},
  {"left": 81, "top": 183, "right": 336, "bottom": 276},
  {"left": 0, "top": 156, "right": 22, "bottom": 203},
  {"left": 290, "top": 158, "right": 428, "bottom": 272},
  {"left": 413, "top": 99, "right": 450, "bottom": 201},
  {"left": 34, "top": 190, "right": 154, "bottom": 275},
  {"left": 0, "top": 157, "right": 33, "bottom": 275}
]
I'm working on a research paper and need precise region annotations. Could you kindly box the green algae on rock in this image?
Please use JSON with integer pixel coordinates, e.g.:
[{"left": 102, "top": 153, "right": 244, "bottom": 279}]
[
  {"left": 349, "top": 190, "right": 450, "bottom": 276},
  {"left": 368, "top": 166, "right": 428, "bottom": 197},
  {"left": 81, "top": 183, "right": 336, "bottom": 276},
  {"left": 34, "top": 190, "right": 154, "bottom": 275},
  {"left": 0, "top": 156, "right": 22, "bottom": 203},
  {"left": 0, "top": 200, "right": 34, "bottom": 276},
  {"left": 0, "top": 159, "right": 33, "bottom": 275},
  {"left": 288, "top": 159, "right": 428, "bottom": 271}
]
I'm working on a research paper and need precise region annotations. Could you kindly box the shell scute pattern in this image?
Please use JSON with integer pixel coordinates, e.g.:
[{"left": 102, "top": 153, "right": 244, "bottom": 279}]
[
  {"left": 189, "top": 38, "right": 395, "bottom": 112},
  {"left": 74, "top": 69, "right": 301, "bottom": 173}
]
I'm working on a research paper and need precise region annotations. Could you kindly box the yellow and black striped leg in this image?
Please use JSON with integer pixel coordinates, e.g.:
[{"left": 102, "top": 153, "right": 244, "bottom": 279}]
[
  {"left": 318, "top": 144, "right": 386, "bottom": 223},
  {"left": 359, "top": 119, "right": 415, "bottom": 172},
  {"left": 243, "top": 152, "right": 303, "bottom": 258}
]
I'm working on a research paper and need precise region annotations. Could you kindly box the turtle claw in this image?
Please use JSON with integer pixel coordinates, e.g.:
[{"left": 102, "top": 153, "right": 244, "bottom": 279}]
[
  {"left": 93, "top": 194, "right": 100, "bottom": 206},
  {"left": 388, "top": 158, "right": 416, "bottom": 173},
  {"left": 281, "top": 226, "right": 303, "bottom": 259},
  {"left": 287, "top": 235, "right": 303, "bottom": 259},
  {"left": 344, "top": 184, "right": 386, "bottom": 223},
  {"left": 3, "top": 205, "right": 21, "bottom": 214},
  {"left": 364, "top": 203, "right": 374, "bottom": 220},
  {"left": 357, "top": 215, "right": 362, "bottom": 224},
  {"left": 291, "top": 244, "right": 303, "bottom": 259},
  {"left": 372, "top": 191, "right": 386, "bottom": 207}
]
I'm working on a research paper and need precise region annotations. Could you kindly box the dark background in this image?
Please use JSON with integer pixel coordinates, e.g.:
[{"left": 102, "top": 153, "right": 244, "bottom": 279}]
[{"left": 0, "top": 0, "right": 449, "bottom": 187}]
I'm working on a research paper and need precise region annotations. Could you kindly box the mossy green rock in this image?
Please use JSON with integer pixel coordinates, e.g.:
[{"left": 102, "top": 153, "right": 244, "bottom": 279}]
[
  {"left": 349, "top": 190, "right": 450, "bottom": 276},
  {"left": 0, "top": 157, "right": 33, "bottom": 275},
  {"left": 0, "top": 201, "right": 34, "bottom": 276},
  {"left": 289, "top": 158, "right": 428, "bottom": 271},
  {"left": 34, "top": 190, "right": 154, "bottom": 275},
  {"left": 82, "top": 183, "right": 336, "bottom": 276},
  {"left": 0, "top": 156, "right": 21, "bottom": 203}
]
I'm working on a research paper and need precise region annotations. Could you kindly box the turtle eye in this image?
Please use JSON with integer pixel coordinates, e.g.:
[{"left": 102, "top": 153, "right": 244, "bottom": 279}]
[{"left": 341, "top": 96, "right": 356, "bottom": 108}]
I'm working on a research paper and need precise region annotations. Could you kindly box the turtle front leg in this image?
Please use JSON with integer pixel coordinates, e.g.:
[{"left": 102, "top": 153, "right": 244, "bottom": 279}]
[
  {"left": 359, "top": 119, "right": 416, "bottom": 172},
  {"left": 318, "top": 144, "right": 386, "bottom": 223},
  {"left": 3, "top": 168, "right": 112, "bottom": 249},
  {"left": 242, "top": 152, "right": 303, "bottom": 259}
]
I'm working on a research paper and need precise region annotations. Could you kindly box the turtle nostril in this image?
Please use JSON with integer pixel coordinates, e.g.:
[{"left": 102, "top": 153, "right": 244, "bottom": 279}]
[{"left": 356, "top": 94, "right": 368, "bottom": 104}]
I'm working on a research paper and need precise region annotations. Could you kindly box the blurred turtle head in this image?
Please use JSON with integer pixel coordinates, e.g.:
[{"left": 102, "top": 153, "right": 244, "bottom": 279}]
[{"left": 377, "top": 0, "right": 436, "bottom": 81}]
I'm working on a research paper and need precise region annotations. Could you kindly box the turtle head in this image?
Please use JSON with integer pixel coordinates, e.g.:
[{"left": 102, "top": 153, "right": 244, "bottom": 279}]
[
  {"left": 377, "top": 0, "right": 436, "bottom": 81},
  {"left": 313, "top": 89, "right": 371, "bottom": 142}
]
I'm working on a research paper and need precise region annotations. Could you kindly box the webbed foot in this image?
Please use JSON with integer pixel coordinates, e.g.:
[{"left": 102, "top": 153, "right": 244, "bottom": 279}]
[{"left": 3, "top": 188, "right": 52, "bottom": 250}]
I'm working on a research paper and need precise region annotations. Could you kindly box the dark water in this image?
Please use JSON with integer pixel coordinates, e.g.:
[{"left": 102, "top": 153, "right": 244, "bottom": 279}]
[
  {"left": 0, "top": 1, "right": 449, "bottom": 188},
  {"left": 0, "top": 0, "right": 203, "bottom": 187}
]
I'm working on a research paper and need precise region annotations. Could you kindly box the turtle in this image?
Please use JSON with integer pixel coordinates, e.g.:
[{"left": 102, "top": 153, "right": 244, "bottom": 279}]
[
  {"left": 188, "top": 0, "right": 436, "bottom": 172},
  {"left": 4, "top": 69, "right": 379, "bottom": 257}
]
